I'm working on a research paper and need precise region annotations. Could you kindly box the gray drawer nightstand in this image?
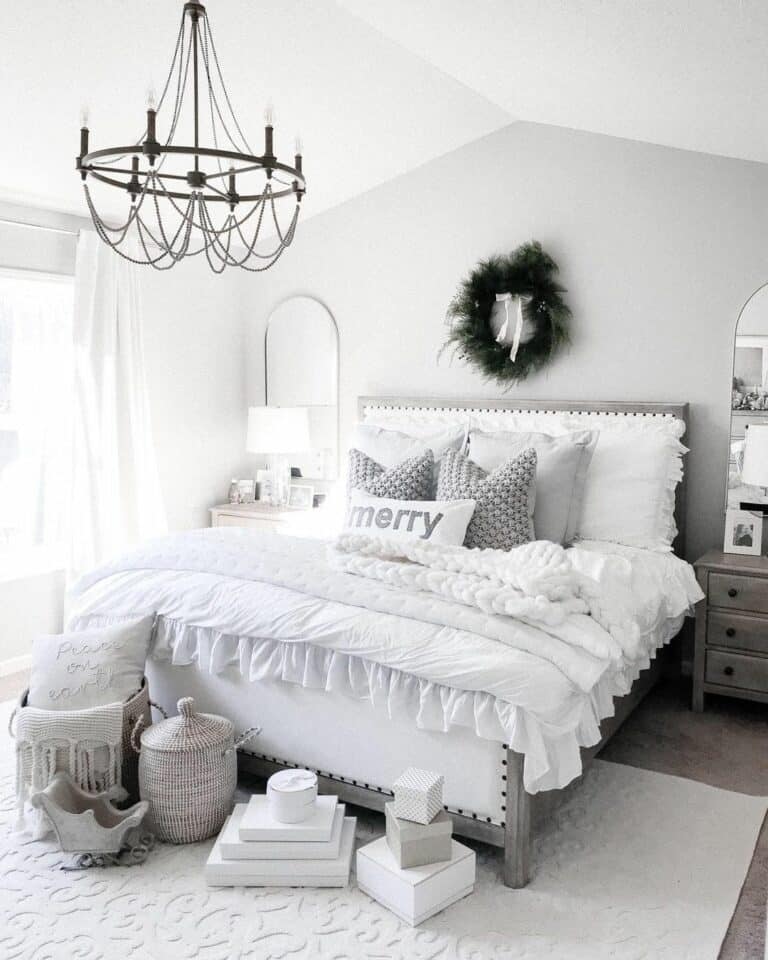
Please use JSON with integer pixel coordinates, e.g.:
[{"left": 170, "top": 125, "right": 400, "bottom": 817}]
[{"left": 693, "top": 549, "right": 768, "bottom": 711}]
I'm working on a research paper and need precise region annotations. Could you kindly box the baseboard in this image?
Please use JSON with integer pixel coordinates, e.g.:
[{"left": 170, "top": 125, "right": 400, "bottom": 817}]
[{"left": 0, "top": 653, "right": 31, "bottom": 677}]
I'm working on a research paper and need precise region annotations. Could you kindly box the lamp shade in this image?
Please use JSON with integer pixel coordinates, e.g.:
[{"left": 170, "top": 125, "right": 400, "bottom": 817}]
[
  {"left": 246, "top": 406, "right": 311, "bottom": 454},
  {"left": 741, "top": 424, "right": 768, "bottom": 487}
]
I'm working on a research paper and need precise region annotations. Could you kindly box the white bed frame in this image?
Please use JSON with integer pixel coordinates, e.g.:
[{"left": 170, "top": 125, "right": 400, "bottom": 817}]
[{"left": 193, "top": 396, "right": 689, "bottom": 888}]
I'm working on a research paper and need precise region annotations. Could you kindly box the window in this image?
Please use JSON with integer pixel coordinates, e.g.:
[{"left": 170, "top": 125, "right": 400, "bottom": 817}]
[{"left": 0, "top": 272, "right": 74, "bottom": 573}]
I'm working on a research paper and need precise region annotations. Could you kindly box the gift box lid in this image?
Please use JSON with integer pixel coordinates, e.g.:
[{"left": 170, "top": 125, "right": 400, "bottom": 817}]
[
  {"left": 357, "top": 836, "right": 474, "bottom": 888},
  {"left": 268, "top": 769, "right": 318, "bottom": 794},
  {"left": 385, "top": 803, "right": 452, "bottom": 841},
  {"left": 239, "top": 794, "right": 338, "bottom": 842}
]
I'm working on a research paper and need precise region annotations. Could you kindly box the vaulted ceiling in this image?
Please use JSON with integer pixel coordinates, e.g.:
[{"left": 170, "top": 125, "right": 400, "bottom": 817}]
[{"left": 2, "top": 0, "right": 767, "bottom": 223}]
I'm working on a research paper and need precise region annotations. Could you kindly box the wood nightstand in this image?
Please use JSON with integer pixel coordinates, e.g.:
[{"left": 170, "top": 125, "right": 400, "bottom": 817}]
[
  {"left": 209, "top": 502, "right": 311, "bottom": 534},
  {"left": 693, "top": 549, "right": 768, "bottom": 711}
]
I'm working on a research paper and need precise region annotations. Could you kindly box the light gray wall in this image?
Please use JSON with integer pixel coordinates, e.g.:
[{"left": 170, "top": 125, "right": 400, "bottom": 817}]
[
  {"left": 244, "top": 121, "right": 768, "bottom": 561},
  {"left": 140, "top": 259, "right": 248, "bottom": 531}
]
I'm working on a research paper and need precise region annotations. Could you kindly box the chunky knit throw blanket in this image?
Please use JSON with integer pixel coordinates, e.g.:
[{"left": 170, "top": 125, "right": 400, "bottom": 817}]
[
  {"left": 330, "top": 534, "right": 640, "bottom": 663},
  {"left": 14, "top": 701, "right": 124, "bottom": 835}
]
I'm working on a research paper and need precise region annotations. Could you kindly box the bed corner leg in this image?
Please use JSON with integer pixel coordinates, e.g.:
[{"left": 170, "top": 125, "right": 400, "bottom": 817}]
[{"left": 503, "top": 749, "right": 531, "bottom": 888}]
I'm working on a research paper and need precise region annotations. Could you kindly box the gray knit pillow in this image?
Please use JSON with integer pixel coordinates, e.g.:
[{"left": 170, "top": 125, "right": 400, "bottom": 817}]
[
  {"left": 347, "top": 448, "right": 434, "bottom": 500},
  {"left": 437, "top": 448, "right": 537, "bottom": 550}
]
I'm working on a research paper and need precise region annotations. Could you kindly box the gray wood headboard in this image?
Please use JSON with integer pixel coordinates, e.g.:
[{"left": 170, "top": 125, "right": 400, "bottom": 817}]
[{"left": 358, "top": 396, "right": 689, "bottom": 558}]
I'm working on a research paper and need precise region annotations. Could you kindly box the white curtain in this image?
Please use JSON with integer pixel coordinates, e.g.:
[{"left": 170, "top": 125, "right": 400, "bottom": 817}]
[
  {"left": 0, "top": 273, "right": 73, "bottom": 561},
  {"left": 70, "top": 230, "right": 166, "bottom": 580}
]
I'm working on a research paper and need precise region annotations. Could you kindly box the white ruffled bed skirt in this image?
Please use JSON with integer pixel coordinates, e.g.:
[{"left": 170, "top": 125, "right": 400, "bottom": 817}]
[{"left": 144, "top": 613, "right": 682, "bottom": 793}]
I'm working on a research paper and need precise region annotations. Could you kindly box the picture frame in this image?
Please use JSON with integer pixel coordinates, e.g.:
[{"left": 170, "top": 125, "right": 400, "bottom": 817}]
[
  {"left": 288, "top": 483, "right": 315, "bottom": 510},
  {"left": 723, "top": 509, "right": 764, "bottom": 556},
  {"left": 236, "top": 478, "right": 256, "bottom": 503},
  {"left": 732, "top": 335, "right": 768, "bottom": 410}
]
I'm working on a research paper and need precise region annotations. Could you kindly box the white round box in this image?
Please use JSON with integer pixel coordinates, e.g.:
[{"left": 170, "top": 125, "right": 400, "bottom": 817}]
[{"left": 267, "top": 769, "right": 318, "bottom": 823}]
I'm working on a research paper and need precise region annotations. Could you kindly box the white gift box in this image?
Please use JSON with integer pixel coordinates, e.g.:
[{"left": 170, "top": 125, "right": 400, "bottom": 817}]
[
  {"left": 392, "top": 767, "right": 444, "bottom": 825},
  {"left": 206, "top": 814, "right": 355, "bottom": 887},
  {"left": 239, "top": 794, "right": 337, "bottom": 842},
  {"left": 221, "top": 803, "right": 345, "bottom": 860},
  {"left": 385, "top": 803, "right": 452, "bottom": 868},
  {"left": 267, "top": 768, "right": 318, "bottom": 823},
  {"left": 356, "top": 837, "right": 475, "bottom": 926}
]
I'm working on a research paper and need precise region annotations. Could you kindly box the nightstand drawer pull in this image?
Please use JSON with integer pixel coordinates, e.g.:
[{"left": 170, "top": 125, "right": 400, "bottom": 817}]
[
  {"left": 725, "top": 627, "right": 736, "bottom": 637},
  {"left": 728, "top": 588, "right": 738, "bottom": 598},
  {"left": 723, "top": 666, "right": 735, "bottom": 677}
]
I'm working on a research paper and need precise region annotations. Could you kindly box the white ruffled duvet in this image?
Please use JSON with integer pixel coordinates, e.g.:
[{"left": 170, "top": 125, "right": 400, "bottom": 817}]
[{"left": 69, "top": 528, "right": 703, "bottom": 792}]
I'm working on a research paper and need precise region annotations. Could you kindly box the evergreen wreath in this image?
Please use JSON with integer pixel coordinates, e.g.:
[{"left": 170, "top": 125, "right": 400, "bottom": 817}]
[{"left": 444, "top": 240, "right": 571, "bottom": 385}]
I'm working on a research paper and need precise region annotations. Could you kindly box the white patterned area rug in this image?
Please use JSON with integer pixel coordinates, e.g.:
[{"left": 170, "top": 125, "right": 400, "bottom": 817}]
[{"left": 0, "top": 704, "right": 765, "bottom": 960}]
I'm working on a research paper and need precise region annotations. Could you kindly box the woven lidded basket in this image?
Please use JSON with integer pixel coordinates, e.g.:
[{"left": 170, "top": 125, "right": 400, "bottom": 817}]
[{"left": 132, "top": 697, "right": 259, "bottom": 844}]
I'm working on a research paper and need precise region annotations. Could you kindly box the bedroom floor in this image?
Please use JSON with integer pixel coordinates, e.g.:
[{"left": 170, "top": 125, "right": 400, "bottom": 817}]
[
  {"left": 599, "top": 676, "right": 768, "bottom": 960},
  {"left": 1, "top": 670, "right": 764, "bottom": 959}
]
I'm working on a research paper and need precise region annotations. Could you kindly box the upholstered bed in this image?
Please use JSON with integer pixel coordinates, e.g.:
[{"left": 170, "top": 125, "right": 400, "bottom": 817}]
[{"left": 68, "top": 397, "right": 702, "bottom": 887}]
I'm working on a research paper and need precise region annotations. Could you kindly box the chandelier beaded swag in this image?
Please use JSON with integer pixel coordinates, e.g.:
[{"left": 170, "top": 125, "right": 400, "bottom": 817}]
[
  {"left": 76, "top": 1, "right": 306, "bottom": 272},
  {"left": 444, "top": 241, "right": 571, "bottom": 385}
]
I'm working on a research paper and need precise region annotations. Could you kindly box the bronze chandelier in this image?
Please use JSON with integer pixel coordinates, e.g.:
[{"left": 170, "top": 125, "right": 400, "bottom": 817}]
[{"left": 76, "top": 1, "right": 306, "bottom": 272}]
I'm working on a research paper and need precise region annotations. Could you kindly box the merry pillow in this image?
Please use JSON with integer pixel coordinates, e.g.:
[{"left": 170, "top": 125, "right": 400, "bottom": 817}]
[{"left": 344, "top": 490, "right": 476, "bottom": 545}]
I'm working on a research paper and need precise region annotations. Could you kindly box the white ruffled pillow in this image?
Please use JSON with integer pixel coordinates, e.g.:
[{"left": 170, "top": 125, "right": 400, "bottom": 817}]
[
  {"left": 468, "top": 412, "right": 685, "bottom": 552},
  {"left": 576, "top": 423, "right": 686, "bottom": 552}
]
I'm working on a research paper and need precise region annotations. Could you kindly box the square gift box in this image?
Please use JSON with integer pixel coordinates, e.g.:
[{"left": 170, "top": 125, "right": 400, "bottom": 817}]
[
  {"left": 356, "top": 836, "right": 475, "bottom": 926},
  {"left": 385, "top": 803, "right": 452, "bottom": 868},
  {"left": 393, "top": 767, "right": 444, "bottom": 825}
]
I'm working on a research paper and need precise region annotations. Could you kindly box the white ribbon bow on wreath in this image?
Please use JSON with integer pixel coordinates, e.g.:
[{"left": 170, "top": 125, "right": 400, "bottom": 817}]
[{"left": 495, "top": 292, "right": 526, "bottom": 362}]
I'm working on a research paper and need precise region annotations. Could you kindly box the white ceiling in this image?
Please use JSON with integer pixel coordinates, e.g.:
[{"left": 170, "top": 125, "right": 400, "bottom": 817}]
[
  {"left": 340, "top": 0, "right": 768, "bottom": 164},
  {"left": 2, "top": 0, "right": 768, "bottom": 224}
]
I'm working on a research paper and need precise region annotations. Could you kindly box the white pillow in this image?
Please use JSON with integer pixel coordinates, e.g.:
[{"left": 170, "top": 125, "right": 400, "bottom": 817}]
[
  {"left": 343, "top": 489, "right": 476, "bottom": 545},
  {"left": 577, "top": 429, "right": 685, "bottom": 551},
  {"left": 350, "top": 422, "right": 466, "bottom": 469},
  {"left": 28, "top": 615, "right": 155, "bottom": 710}
]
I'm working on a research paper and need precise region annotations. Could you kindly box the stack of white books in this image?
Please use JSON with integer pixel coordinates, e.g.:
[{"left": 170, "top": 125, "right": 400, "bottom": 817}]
[{"left": 206, "top": 794, "right": 356, "bottom": 887}]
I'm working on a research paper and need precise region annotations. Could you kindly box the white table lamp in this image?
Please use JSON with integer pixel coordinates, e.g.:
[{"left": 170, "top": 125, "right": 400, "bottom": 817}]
[
  {"left": 742, "top": 424, "right": 768, "bottom": 495},
  {"left": 247, "top": 406, "right": 311, "bottom": 505}
]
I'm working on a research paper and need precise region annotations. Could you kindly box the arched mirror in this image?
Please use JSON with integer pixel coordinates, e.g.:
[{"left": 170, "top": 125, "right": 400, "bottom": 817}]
[
  {"left": 728, "top": 284, "right": 768, "bottom": 511},
  {"left": 265, "top": 296, "right": 339, "bottom": 481}
]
